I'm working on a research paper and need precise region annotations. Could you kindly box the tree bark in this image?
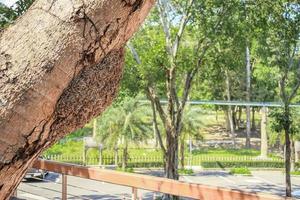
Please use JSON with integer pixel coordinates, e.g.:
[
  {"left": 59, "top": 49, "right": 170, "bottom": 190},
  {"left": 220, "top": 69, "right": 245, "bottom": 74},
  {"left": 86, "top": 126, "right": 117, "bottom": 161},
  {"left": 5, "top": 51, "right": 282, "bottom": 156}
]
[
  {"left": 237, "top": 106, "right": 242, "bottom": 129},
  {"left": 0, "top": 0, "right": 154, "bottom": 198},
  {"left": 180, "top": 136, "right": 185, "bottom": 170},
  {"left": 291, "top": 141, "right": 295, "bottom": 172},
  {"left": 260, "top": 107, "right": 268, "bottom": 158},
  {"left": 122, "top": 144, "right": 128, "bottom": 171},
  {"left": 284, "top": 106, "right": 292, "bottom": 197},
  {"left": 245, "top": 45, "right": 252, "bottom": 148},
  {"left": 225, "top": 70, "right": 236, "bottom": 146},
  {"left": 165, "top": 130, "right": 179, "bottom": 175},
  {"left": 251, "top": 107, "right": 256, "bottom": 131}
]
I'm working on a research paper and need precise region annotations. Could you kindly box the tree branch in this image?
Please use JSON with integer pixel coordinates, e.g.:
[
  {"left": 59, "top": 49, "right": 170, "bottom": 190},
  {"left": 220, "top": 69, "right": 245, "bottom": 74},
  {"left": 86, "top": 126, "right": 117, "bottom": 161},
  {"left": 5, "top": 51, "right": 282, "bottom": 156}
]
[
  {"left": 127, "top": 42, "right": 141, "bottom": 65},
  {"left": 147, "top": 89, "right": 166, "bottom": 155},
  {"left": 157, "top": 0, "right": 172, "bottom": 55},
  {"left": 147, "top": 85, "right": 167, "bottom": 126},
  {"left": 171, "top": 0, "right": 194, "bottom": 58}
]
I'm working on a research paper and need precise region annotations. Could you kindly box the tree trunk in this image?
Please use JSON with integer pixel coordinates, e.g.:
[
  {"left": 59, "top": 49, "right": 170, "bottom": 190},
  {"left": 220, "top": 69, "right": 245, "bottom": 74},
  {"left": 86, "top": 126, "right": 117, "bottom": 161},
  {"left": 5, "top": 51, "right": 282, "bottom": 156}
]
[
  {"left": 99, "top": 147, "right": 103, "bottom": 166},
  {"left": 284, "top": 106, "right": 292, "bottom": 197},
  {"left": 224, "top": 108, "right": 230, "bottom": 131},
  {"left": 0, "top": 0, "right": 154, "bottom": 198},
  {"left": 251, "top": 107, "right": 256, "bottom": 131},
  {"left": 165, "top": 129, "right": 179, "bottom": 180},
  {"left": 180, "top": 137, "right": 185, "bottom": 170},
  {"left": 164, "top": 129, "right": 179, "bottom": 200},
  {"left": 225, "top": 70, "right": 236, "bottom": 146},
  {"left": 260, "top": 107, "right": 268, "bottom": 158},
  {"left": 114, "top": 147, "right": 118, "bottom": 166},
  {"left": 232, "top": 106, "right": 237, "bottom": 130},
  {"left": 93, "top": 118, "right": 97, "bottom": 138},
  {"left": 245, "top": 46, "right": 251, "bottom": 148},
  {"left": 237, "top": 106, "right": 242, "bottom": 129},
  {"left": 122, "top": 144, "right": 128, "bottom": 171},
  {"left": 291, "top": 141, "right": 295, "bottom": 172}
]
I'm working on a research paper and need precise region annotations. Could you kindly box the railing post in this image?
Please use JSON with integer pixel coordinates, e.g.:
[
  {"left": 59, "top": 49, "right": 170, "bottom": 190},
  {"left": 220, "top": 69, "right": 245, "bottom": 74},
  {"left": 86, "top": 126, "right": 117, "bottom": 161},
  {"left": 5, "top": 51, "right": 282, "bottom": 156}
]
[
  {"left": 62, "top": 174, "right": 67, "bottom": 200},
  {"left": 132, "top": 187, "right": 137, "bottom": 200}
]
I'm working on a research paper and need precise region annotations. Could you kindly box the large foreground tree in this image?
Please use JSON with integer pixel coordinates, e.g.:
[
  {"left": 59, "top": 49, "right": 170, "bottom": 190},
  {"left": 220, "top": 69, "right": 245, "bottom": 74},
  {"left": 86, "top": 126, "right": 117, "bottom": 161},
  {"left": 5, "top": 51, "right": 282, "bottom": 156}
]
[{"left": 0, "top": 0, "right": 154, "bottom": 198}]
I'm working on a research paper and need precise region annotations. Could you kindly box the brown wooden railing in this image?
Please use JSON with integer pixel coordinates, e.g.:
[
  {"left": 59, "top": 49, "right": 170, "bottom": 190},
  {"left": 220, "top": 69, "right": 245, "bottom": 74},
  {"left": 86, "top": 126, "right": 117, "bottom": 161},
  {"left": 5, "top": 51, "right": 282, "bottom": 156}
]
[{"left": 32, "top": 159, "right": 288, "bottom": 200}]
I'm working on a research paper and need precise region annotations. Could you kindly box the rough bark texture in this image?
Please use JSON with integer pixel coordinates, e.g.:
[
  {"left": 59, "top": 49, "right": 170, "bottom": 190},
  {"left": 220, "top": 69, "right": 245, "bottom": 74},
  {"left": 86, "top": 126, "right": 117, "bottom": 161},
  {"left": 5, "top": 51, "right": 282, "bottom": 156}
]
[{"left": 0, "top": 0, "right": 155, "bottom": 198}]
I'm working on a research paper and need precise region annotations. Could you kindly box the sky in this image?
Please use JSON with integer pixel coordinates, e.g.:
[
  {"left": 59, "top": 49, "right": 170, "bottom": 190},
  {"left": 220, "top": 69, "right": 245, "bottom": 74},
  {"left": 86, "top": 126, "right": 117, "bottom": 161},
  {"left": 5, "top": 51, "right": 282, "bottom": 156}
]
[{"left": 0, "top": 0, "right": 17, "bottom": 7}]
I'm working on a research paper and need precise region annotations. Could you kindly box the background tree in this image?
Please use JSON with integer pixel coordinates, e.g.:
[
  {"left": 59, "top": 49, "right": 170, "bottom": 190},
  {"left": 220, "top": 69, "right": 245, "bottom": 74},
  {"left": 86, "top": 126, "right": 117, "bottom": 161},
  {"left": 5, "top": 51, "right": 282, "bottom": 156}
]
[
  {"left": 97, "top": 97, "right": 152, "bottom": 170},
  {"left": 262, "top": 2, "right": 300, "bottom": 197}
]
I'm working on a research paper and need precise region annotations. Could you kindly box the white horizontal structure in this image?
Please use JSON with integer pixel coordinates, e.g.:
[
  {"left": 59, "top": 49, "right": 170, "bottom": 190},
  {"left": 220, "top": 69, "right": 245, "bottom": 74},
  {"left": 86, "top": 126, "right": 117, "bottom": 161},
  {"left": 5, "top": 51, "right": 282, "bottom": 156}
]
[{"left": 140, "top": 100, "right": 300, "bottom": 107}]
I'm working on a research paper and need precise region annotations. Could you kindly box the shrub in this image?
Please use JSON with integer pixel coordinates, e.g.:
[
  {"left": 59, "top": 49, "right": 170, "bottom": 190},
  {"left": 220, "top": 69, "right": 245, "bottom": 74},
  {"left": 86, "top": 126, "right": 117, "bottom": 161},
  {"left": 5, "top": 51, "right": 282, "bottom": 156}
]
[
  {"left": 201, "top": 160, "right": 285, "bottom": 169},
  {"left": 178, "top": 168, "right": 194, "bottom": 175},
  {"left": 125, "top": 161, "right": 164, "bottom": 168},
  {"left": 116, "top": 167, "right": 134, "bottom": 173},
  {"left": 229, "top": 167, "right": 251, "bottom": 175},
  {"left": 291, "top": 171, "right": 300, "bottom": 175}
]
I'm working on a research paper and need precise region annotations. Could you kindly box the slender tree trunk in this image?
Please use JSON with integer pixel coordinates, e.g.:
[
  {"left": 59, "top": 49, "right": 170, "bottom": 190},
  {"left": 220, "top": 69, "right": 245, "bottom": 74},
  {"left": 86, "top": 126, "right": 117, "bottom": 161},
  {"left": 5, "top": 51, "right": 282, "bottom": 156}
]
[
  {"left": 93, "top": 118, "right": 97, "bottom": 138},
  {"left": 260, "top": 107, "right": 268, "bottom": 158},
  {"left": 122, "top": 144, "right": 128, "bottom": 171},
  {"left": 225, "top": 70, "right": 236, "bottom": 146},
  {"left": 153, "top": 121, "right": 159, "bottom": 148},
  {"left": 215, "top": 107, "right": 219, "bottom": 121},
  {"left": 114, "top": 147, "right": 118, "bottom": 166},
  {"left": 251, "top": 107, "right": 256, "bottom": 131},
  {"left": 291, "top": 141, "right": 295, "bottom": 172},
  {"left": 0, "top": 0, "right": 154, "bottom": 198},
  {"left": 237, "top": 106, "right": 242, "bottom": 129},
  {"left": 245, "top": 45, "right": 252, "bottom": 148},
  {"left": 232, "top": 106, "right": 237, "bottom": 130},
  {"left": 284, "top": 106, "right": 292, "bottom": 197},
  {"left": 99, "top": 147, "right": 103, "bottom": 166},
  {"left": 224, "top": 108, "right": 230, "bottom": 131},
  {"left": 180, "top": 137, "right": 185, "bottom": 170}
]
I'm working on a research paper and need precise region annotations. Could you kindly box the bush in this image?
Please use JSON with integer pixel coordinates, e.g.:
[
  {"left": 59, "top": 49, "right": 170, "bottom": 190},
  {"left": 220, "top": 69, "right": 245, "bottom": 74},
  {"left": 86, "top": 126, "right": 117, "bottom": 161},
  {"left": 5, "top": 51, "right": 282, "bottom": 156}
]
[
  {"left": 178, "top": 168, "right": 194, "bottom": 175},
  {"left": 229, "top": 167, "right": 251, "bottom": 175},
  {"left": 125, "top": 161, "right": 164, "bottom": 168},
  {"left": 291, "top": 171, "right": 300, "bottom": 175},
  {"left": 116, "top": 167, "right": 134, "bottom": 173},
  {"left": 201, "top": 160, "right": 285, "bottom": 169}
]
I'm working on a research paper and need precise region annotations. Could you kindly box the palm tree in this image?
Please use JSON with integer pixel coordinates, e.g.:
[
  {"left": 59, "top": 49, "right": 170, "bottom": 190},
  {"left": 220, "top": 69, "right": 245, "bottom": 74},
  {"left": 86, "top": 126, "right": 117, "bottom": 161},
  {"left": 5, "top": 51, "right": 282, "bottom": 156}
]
[
  {"left": 96, "top": 97, "right": 152, "bottom": 170},
  {"left": 180, "top": 107, "right": 204, "bottom": 169}
]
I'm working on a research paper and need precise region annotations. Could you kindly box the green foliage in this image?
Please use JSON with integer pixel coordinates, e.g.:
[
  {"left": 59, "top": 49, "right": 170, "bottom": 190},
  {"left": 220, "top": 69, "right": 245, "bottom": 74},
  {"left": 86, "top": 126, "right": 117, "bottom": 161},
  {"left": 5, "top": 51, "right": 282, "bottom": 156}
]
[
  {"left": 268, "top": 108, "right": 300, "bottom": 146},
  {"left": 178, "top": 168, "right": 194, "bottom": 175},
  {"left": 96, "top": 96, "right": 152, "bottom": 149},
  {"left": 290, "top": 171, "right": 300, "bottom": 176},
  {"left": 181, "top": 107, "right": 205, "bottom": 142},
  {"left": 192, "top": 148, "right": 260, "bottom": 157},
  {"left": 229, "top": 167, "right": 251, "bottom": 175},
  {"left": 125, "top": 162, "right": 164, "bottom": 168},
  {"left": 201, "top": 161, "right": 285, "bottom": 169},
  {"left": 0, "top": 0, "right": 34, "bottom": 28},
  {"left": 116, "top": 167, "right": 134, "bottom": 173},
  {"left": 44, "top": 141, "right": 84, "bottom": 156}
]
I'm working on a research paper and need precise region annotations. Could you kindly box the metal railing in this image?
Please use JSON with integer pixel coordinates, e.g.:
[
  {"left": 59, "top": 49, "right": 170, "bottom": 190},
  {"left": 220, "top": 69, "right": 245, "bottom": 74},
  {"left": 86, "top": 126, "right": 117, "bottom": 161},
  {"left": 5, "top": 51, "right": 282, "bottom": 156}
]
[{"left": 28, "top": 159, "right": 289, "bottom": 200}]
